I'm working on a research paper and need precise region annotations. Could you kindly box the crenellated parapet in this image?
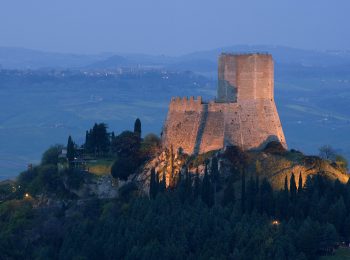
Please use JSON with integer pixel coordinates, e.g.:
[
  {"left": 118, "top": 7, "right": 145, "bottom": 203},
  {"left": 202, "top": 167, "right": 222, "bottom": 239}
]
[{"left": 169, "top": 96, "right": 203, "bottom": 112}]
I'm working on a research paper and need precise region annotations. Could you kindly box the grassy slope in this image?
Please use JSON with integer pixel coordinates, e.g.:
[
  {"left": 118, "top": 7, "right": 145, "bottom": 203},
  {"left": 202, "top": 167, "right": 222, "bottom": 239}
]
[
  {"left": 243, "top": 150, "right": 349, "bottom": 190},
  {"left": 321, "top": 248, "right": 350, "bottom": 259},
  {"left": 86, "top": 159, "right": 114, "bottom": 176}
]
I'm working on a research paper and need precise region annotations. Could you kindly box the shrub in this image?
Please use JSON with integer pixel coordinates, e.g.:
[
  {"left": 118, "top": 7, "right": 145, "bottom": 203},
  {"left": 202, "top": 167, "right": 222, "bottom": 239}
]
[
  {"left": 111, "top": 156, "right": 138, "bottom": 181},
  {"left": 42, "top": 145, "right": 63, "bottom": 165},
  {"left": 263, "top": 141, "right": 286, "bottom": 154},
  {"left": 140, "top": 133, "right": 161, "bottom": 158}
]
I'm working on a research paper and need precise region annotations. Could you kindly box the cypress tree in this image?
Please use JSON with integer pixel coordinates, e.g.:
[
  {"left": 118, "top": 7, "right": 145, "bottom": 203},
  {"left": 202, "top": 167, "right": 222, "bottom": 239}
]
[
  {"left": 255, "top": 174, "right": 261, "bottom": 212},
  {"left": 67, "top": 135, "right": 75, "bottom": 162},
  {"left": 134, "top": 118, "right": 141, "bottom": 138},
  {"left": 284, "top": 175, "right": 288, "bottom": 193},
  {"left": 290, "top": 173, "right": 297, "bottom": 201},
  {"left": 298, "top": 172, "right": 303, "bottom": 194},
  {"left": 260, "top": 178, "right": 274, "bottom": 216},
  {"left": 111, "top": 131, "right": 115, "bottom": 144},
  {"left": 193, "top": 168, "right": 200, "bottom": 199},
  {"left": 246, "top": 175, "right": 256, "bottom": 213},
  {"left": 211, "top": 157, "right": 219, "bottom": 183},
  {"left": 185, "top": 167, "right": 192, "bottom": 198},
  {"left": 281, "top": 175, "right": 289, "bottom": 218},
  {"left": 241, "top": 168, "right": 246, "bottom": 213},
  {"left": 84, "top": 130, "right": 89, "bottom": 150},
  {"left": 255, "top": 174, "right": 260, "bottom": 194},
  {"left": 201, "top": 164, "right": 214, "bottom": 207},
  {"left": 223, "top": 178, "right": 235, "bottom": 206},
  {"left": 160, "top": 169, "right": 167, "bottom": 192},
  {"left": 149, "top": 168, "right": 158, "bottom": 199},
  {"left": 211, "top": 157, "right": 219, "bottom": 205},
  {"left": 168, "top": 146, "right": 176, "bottom": 188}
]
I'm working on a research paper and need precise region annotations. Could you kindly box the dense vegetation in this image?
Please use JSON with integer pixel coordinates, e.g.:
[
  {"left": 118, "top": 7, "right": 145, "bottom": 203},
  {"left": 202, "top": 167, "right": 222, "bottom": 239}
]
[
  {"left": 1, "top": 149, "right": 350, "bottom": 259},
  {"left": 0, "top": 123, "right": 349, "bottom": 259},
  {"left": 65, "top": 120, "right": 160, "bottom": 180}
]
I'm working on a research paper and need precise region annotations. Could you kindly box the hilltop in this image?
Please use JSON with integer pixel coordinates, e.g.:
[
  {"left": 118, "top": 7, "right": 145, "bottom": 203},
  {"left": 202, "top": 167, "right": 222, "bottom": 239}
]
[{"left": 0, "top": 119, "right": 350, "bottom": 259}]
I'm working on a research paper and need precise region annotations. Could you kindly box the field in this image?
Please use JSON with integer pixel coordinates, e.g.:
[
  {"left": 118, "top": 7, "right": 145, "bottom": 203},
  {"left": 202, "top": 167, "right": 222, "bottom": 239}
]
[
  {"left": 86, "top": 159, "right": 114, "bottom": 176},
  {"left": 321, "top": 247, "right": 350, "bottom": 259}
]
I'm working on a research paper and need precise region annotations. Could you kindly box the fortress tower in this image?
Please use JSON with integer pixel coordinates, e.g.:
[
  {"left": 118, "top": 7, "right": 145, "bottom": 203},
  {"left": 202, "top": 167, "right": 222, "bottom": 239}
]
[{"left": 162, "top": 53, "right": 287, "bottom": 155}]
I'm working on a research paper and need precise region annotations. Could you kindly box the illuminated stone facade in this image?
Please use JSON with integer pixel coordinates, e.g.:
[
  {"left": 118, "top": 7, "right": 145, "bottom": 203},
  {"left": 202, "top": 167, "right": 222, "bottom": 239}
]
[{"left": 162, "top": 53, "right": 287, "bottom": 154}]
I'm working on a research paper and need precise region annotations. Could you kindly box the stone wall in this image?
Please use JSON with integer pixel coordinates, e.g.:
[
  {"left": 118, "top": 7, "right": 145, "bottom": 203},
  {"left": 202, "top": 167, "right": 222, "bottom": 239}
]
[
  {"left": 217, "top": 53, "right": 273, "bottom": 102},
  {"left": 161, "top": 53, "right": 287, "bottom": 155}
]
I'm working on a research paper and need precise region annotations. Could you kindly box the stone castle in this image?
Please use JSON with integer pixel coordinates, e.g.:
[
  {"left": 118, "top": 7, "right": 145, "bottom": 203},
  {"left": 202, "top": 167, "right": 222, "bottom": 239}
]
[{"left": 161, "top": 53, "right": 287, "bottom": 155}]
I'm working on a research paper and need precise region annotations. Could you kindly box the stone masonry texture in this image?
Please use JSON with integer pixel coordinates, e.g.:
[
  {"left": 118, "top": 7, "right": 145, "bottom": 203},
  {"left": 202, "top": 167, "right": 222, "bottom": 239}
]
[{"left": 162, "top": 53, "right": 287, "bottom": 154}]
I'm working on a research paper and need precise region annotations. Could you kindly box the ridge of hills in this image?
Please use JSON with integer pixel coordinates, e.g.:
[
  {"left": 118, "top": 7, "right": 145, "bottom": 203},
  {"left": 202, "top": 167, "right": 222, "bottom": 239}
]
[{"left": 1, "top": 45, "right": 350, "bottom": 71}]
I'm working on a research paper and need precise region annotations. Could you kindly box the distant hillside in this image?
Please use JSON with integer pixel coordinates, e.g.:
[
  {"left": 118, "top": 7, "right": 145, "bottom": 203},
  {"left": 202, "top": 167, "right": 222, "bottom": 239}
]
[
  {"left": 1, "top": 45, "right": 350, "bottom": 71},
  {"left": 0, "top": 47, "right": 110, "bottom": 69},
  {"left": 179, "top": 45, "right": 350, "bottom": 67}
]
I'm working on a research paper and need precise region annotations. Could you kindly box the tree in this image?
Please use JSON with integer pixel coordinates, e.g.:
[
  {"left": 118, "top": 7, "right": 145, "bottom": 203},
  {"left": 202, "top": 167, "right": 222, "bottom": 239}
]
[
  {"left": 42, "top": 145, "right": 63, "bottom": 165},
  {"left": 335, "top": 154, "right": 348, "bottom": 171},
  {"left": 280, "top": 175, "right": 289, "bottom": 218},
  {"left": 222, "top": 178, "right": 235, "bottom": 206},
  {"left": 140, "top": 133, "right": 160, "bottom": 158},
  {"left": 66, "top": 136, "right": 75, "bottom": 162},
  {"left": 290, "top": 173, "right": 297, "bottom": 202},
  {"left": 168, "top": 146, "right": 176, "bottom": 188},
  {"left": 84, "top": 123, "right": 110, "bottom": 156},
  {"left": 201, "top": 164, "right": 214, "bottom": 207},
  {"left": 298, "top": 172, "right": 303, "bottom": 194},
  {"left": 193, "top": 168, "right": 200, "bottom": 199},
  {"left": 111, "top": 156, "right": 137, "bottom": 181},
  {"left": 112, "top": 131, "right": 141, "bottom": 158},
  {"left": 319, "top": 145, "right": 336, "bottom": 161},
  {"left": 159, "top": 169, "right": 167, "bottom": 192},
  {"left": 84, "top": 130, "right": 91, "bottom": 151},
  {"left": 246, "top": 176, "right": 256, "bottom": 213},
  {"left": 149, "top": 168, "right": 158, "bottom": 199},
  {"left": 211, "top": 157, "right": 219, "bottom": 205},
  {"left": 184, "top": 167, "right": 192, "bottom": 199},
  {"left": 241, "top": 168, "right": 246, "bottom": 213},
  {"left": 260, "top": 178, "right": 274, "bottom": 216},
  {"left": 92, "top": 123, "right": 110, "bottom": 156},
  {"left": 134, "top": 118, "right": 141, "bottom": 138}
]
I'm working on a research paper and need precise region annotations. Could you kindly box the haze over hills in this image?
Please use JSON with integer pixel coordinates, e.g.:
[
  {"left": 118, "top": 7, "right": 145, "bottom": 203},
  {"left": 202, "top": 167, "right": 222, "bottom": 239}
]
[
  {"left": 0, "top": 45, "right": 349, "bottom": 180},
  {"left": 1, "top": 45, "right": 350, "bottom": 71}
]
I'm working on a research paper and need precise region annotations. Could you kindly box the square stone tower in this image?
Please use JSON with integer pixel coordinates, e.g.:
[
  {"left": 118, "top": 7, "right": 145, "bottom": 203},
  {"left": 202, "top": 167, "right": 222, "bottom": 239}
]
[{"left": 217, "top": 53, "right": 274, "bottom": 103}]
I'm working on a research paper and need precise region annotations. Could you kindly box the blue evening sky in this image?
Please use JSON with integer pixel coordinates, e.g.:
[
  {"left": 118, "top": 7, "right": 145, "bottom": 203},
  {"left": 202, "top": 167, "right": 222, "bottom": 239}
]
[{"left": 0, "top": 0, "right": 348, "bottom": 55}]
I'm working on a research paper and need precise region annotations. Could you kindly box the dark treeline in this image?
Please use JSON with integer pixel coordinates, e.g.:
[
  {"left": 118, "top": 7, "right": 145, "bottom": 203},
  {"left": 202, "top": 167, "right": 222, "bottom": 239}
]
[
  {"left": 68, "top": 120, "right": 142, "bottom": 158},
  {"left": 1, "top": 172, "right": 349, "bottom": 259},
  {"left": 67, "top": 120, "right": 160, "bottom": 181},
  {"left": 148, "top": 163, "right": 350, "bottom": 259}
]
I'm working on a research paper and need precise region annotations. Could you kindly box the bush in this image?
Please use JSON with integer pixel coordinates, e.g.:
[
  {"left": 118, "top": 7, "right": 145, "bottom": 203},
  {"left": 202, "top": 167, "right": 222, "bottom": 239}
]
[
  {"left": 17, "top": 165, "right": 69, "bottom": 197},
  {"left": 188, "top": 150, "right": 217, "bottom": 168},
  {"left": 263, "top": 141, "right": 286, "bottom": 154},
  {"left": 111, "top": 131, "right": 141, "bottom": 157},
  {"left": 118, "top": 182, "right": 138, "bottom": 201},
  {"left": 42, "top": 145, "right": 63, "bottom": 165},
  {"left": 64, "top": 169, "right": 85, "bottom": 190},
  {"left": 335, "top": 155, "right": 348, "bottom": 171},
  {"left": 140, "top": 133, "right": 161, "bottom": 158},
  {"left": 223, "top": 145, "right": 248, "bottom": 166},
  {"left": 111, "top": 156, "right": 138, "bottom": 181}
]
